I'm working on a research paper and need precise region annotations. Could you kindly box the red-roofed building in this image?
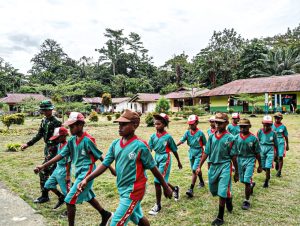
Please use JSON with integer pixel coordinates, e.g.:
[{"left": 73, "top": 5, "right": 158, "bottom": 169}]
[
  {"left": 200, "top": 74, "right": 300, "bottom": 113},
  {"left": 128, "top": 93, "right": 161, "bottom": 113}
]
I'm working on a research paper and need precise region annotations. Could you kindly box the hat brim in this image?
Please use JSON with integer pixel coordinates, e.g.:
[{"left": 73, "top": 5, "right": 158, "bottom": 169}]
[
  {"left": 114, "top": 116, "right": 131, "bottom": 123},
  {"left": 40, "top": 107, "right": 54, "bottom": 110},
  {"left": 262, "top": 120, "right": 273, "bottom": 124},
  {"left": 274, "top": 115, "right": 283, "bottom": 118},
  {"left": 187, "top": 120, "right": 197, "bottom": 125},
  {"left": 63, "top": 119, "right": 84, "bottom": 126},
  {"left": 153, "top": 114, "right": 170, "bottom": 122},
  {"left": 232, "top": 117, "right": 240, "bottom": 119},
  {"left": 214, "top": 119, "right": 227, "bottom": 122},
  {"left": 239, "top": 123, "right": 251, "bottom": 126},
  {"left": 49, "top": 135, "right": 59, "bottom": 141}
]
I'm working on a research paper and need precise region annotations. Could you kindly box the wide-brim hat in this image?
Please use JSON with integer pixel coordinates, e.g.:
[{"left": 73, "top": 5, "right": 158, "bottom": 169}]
[
  {"left": 114, "top": 109, "right": 140, "bottom": 123},
  {"left": 214, "top": 112, "right": 229, "bottom": 122},
  {"left": 239, "top": 118, "right": 251, "bottom": 126},
  {"left": 274, "top": 112, "right": 283, "bottom": 118}
]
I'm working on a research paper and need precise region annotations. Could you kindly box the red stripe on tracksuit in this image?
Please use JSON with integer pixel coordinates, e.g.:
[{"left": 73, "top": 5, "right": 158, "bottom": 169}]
[
  {"left": 65, "top": 162, "right": 71, "bottom": 193},
  {"left": 162, "top": 153, "right": 170, "bottom": 177},
  {"left": 117, "top": 200, "right": 138, "bottom": 226},
  {"left": 70, "top": 163, "right": 94, "bottom": 205},
  {"left": 227, "top": 162, "right": 232, "bottom": 198},
  {"left": 130, "top": 151, "right": 147, "bottom": 201}
]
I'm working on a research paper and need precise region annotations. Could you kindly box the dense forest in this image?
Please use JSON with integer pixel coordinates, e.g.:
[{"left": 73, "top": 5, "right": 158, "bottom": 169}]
[{"left": 1, "top": 24, "right": 300, "bottom": 101}]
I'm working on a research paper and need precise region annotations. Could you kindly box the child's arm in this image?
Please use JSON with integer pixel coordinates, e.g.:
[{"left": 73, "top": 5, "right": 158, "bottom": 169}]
[
  {"left": 77, "top": 164, "right": 108, "bottom": 192},
  {"left": 34, "top": 154, "right": 63, "bottom": 173},
  {"left": 169, "top": 137, "right": 182, "bottom": 169},
  {"left": 177, "top": 131, "right": 187, "bottom": 146},
  {"left": 256, "top": 153, "right": 262, "bottom": 173},
  {"left": 173, "top": 151, "right": 182, "bottom": 169},
  {"left": 99, "top": 156, "right": 116, "bottom": 176},
  {"left": 150, "top": 167, "right": 173, "bottom": 198},
  {"left": 284, "top": 127, "right": 289, "bottom": 151},
  {"left": 196, "top": 153, "right": 208, "bottom": 174},
  {"left": 231, "top": 155, "right": 239, "bottom": 182}
]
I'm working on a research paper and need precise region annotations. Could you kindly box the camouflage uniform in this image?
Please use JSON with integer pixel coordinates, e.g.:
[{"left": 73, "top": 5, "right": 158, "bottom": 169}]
[{"left": 27, "top": 112, "right": 62, "bottom": 195}]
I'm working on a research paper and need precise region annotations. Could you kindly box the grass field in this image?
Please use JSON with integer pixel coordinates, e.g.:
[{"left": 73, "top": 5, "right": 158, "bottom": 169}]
[{"left": 0, "top": 114, "right": 300, "bottom": 226}]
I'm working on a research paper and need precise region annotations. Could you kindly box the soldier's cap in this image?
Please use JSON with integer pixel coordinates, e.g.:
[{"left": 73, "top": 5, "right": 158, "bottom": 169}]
[
  {"left": 153, "top": 113, "right": 170, "bottom": 125},
  {"left": 274, "top": 112, "right": 283, "bottom": 118},
  {"left": 262, "top": 115, "right": 273, "bottom": 124},
  {"left": 214, "top": 112, "right": 229, "bottom": 122},
  {"left": 39, "top": 100, "right": 54, "bottom": 110},
  {"left": 114, "top": 109, "right": 140, "bottom": 123},
  {"left": 238, "top": 118, "right": 251, "bottom": 126},
  {"left": 63, "top": 112, "right": 85, "bottom": 126},
  {"left": 232, "top": 112, "right": 240, "bottom": 119},
  {"left": 208, "top": 116, "right": 215, "bottom": 122},
  {"left": 187, "top": 114, "right": 198, "bottom": 125},
  {"left": 49, "top": 127, "right": 69, "bottom": 140}
]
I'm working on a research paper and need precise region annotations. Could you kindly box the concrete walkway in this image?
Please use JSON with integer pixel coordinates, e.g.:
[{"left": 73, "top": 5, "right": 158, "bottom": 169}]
[{"left": 0, "top": 182, "right": 46, "bottom": 226}]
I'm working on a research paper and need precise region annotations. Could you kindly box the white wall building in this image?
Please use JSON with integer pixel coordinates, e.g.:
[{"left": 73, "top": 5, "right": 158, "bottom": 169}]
[{"left": 128, "top": 93, "right": 160, "bottom": 113}]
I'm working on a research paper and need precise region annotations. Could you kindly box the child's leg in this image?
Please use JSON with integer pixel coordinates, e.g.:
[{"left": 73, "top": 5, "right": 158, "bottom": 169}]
[
  {"left": 155, "top": 182, "right": 162, "bottom": 206},
  {"left": 263, "top": 169, "right": 271, "bottom": 188},
  {"left": 88, "top": 198, "right": 111, "bottom": 225},
  {"left": 66, "top": 203, "right": 76, "bottom": 226},
  {"left": 198, "top": 171, "right": 205, "bottom": 185},
  {"left": 50, "top": 188, "right": 64, "bottom": 198},
  {"left": 245, "top": 183, "right": 251, "bottom": 200},
  {"left": 278, "top": 157, "right": 284, "bottom": 172},
  {"left": 138, "top": 217, "right": 150, "bottom": 226},
  {"left": 167, "top": 183, "right": 175, "bottom": 191},
  {"left": 191, "top": 171, "right": 197, "bottom": 188},
  {"left": 218, "top": 197, "right": 226, "bottom": 220}
]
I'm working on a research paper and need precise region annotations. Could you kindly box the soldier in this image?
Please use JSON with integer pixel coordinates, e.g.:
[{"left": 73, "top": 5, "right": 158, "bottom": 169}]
[{"left": 21, "top": 100, "right": 62, "bottom": 203}]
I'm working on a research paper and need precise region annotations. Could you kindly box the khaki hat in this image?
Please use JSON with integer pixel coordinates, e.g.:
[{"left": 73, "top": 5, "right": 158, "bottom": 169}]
[
  {"left": 63, "top": 112, "right": 85, "bottom": 126},
  {"left": 238, "top": 118, "right": 251, "bottom": 126},
  {"left": 208, "top": 116, "right": 215, "bottom": 122},
  {"left": 214, "top": 112, "right": 229, "bottom": 122},
  {"left": 274, "top": 112, "right": 283, "bottom": 118},
  {"left": 114, "top": 109, "right": 140, "bottom": 123}
]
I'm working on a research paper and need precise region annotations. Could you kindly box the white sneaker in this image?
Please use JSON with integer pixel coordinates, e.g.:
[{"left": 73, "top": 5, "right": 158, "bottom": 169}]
[
  {"left": 174, "top": 186, "right": 180, "bottom": 201},
  {"left": 148, "top": 204, "right": 161, "bottom": 215}
]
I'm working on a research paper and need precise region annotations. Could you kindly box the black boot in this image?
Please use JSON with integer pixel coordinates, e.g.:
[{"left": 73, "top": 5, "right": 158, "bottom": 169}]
[{"left": 34, "top": 190, "right": 50, "bottom": 203}]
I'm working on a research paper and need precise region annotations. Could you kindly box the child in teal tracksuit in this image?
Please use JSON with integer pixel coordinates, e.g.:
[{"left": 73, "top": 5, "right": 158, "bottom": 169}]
[
  {"left": 197, "top": 112, "right": 239, "bottom": 226},
  {"left": 43, "top": 127, "right": 71, "bottom": 210},
  {"left": 77, "top": 109, "right": 173, "bottom": 226},
  {"left": 272, "top": 112, "right": 289, "bottom": 177},
  {"left": 207, "top": 116, "right": 216, "bottom": 137},
  {"left": 148, "top": 113, "right": 182, "bottom": 215},
  {"left": 257, "top": 115, "right": 279, "bottom": 188},
  {"left": 227, "top": 113, "right": 240, "bottom": 136},
  {"left": 177, "top": 114, "right": 207, "bottom": 198},
  {"left": 233, "top": 119, "right": 262, "bottom": 210},
  {"left": 34, "top": 112, "right": 115, "bottom": 226}
]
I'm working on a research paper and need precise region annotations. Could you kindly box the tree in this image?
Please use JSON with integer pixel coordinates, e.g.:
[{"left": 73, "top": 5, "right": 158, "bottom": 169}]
[
  {"left": 235, "top": 93, "right": 265, "bottom": 114},
  {"left": 155, "top": 97, "right": 170, "bottom": 113},
  {"left": 102, "top": 93, "right": 112, "bottom": 112}
]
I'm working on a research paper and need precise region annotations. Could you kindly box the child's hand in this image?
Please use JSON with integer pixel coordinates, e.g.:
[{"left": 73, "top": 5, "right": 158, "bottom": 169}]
[
  {"left": 21, "top": 144, "right": 28, "bottom": 151},
  {"left": 163, "top": 186, "right": 173, "bottom": 199},
  {"left": 286, "top": 145, "right": 289, "bottom": 151},
  {"left": 233, "top": 173, "right": 239, "bottom": 182},
  {"left": 196, "top": 167, "right": 201, "bottom": 175},
  {"left": 34, "top": 165, "right": 43, "bottom": 174},
  {"left": 77, "top": 179, "right": 87, "bottom": 192},
  {"left": 257, "top": 166, "right": 263, "bottom": 173},
  {"left": 178, "top": 162, "right": 183, "bottom": 169}
]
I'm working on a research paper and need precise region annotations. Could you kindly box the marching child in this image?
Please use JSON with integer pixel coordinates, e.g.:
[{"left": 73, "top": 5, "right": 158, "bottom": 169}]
[
  {"left": 177, "top": 115, "right": 207, "bottom": 198},
  {"left": 77, "top": 109, "right": 173, "bottom": 226},
  {"left": 34, "top": 112, "right": 115, "bottom": 226},
  {"left": 227, "top": 113, "right": 240, "bottom": 136},
  {"left": 234, "top": 119, "right": 262, "bottom": 210},
  {"left": 257, "top": 115, "right": 279, "bottom": 188},
  {"left": 197, "top": 113, "right": 239, "bottom": 226},
  {"left": 43, "top": 127, "right": 71, "bottom": 210},
  {"left": 148, "top": 113, "right": 182, "bottom": 215},
  {"left": 272, "top": 112, "right": 289, "bottom": 177},
  {"left": 207, "top": 116, "right": 216, "bottom": 137}
]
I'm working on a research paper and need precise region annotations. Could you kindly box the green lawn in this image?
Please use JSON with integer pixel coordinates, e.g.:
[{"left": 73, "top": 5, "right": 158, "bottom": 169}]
[{"left": 0, "top": 114, "right": 300, "bottom": 225}]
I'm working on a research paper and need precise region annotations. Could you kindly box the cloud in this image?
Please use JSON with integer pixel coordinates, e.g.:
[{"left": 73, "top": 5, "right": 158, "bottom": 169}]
[{"left": 7, "top": 33, "right": 40, "bottom": 48}]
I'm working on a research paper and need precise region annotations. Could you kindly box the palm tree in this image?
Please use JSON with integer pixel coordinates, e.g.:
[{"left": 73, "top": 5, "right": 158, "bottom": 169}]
[{"left": 250, "top": 47, "right": 300, "bottom": 77}]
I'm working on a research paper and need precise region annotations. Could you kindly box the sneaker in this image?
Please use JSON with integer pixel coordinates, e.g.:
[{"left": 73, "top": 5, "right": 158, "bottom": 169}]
[
  {"left": 250, "top": 182, "right": 256, "bottom": 195},
  {"left": 173, "top": 186, "right": 180, "bottom": 201},
  {"left": 211, "top": 218, "right": 224, "bottom": 226},
  {"left": 263, "top": 180, "right": 269, "bottom": 188},
  {"left": 53, "top": 196, "right": 65, "bottom": 210},
  {"left": 242, "top": 201, "right": 251, "bottom": 210},
  {"left": 33, "top": 196, "right": 50, "bottom": 203},
  {"left": 225, "top": 198, "right": 233, "bottom": 213},
  {"left": 148, "top": 204, "right": 161, "bottom": 215},
  {"left": 60, "top": 210, "right": 68, "bottom": 218},
  {"left": 100, "top": 211, "right": 113, "bottom": 226},
  {"left": 198, "top": 181, "right": 205, "bottom": 188},
  {"left": 276, "top": 171, "right": 281, "bottom": 177},
  {"left": 186, "top": 188, "right": 194, "bottom": 198}
]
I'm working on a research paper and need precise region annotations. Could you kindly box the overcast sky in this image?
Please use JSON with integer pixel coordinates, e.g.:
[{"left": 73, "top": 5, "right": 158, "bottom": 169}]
[{"left": 0, "top": 0, "right": 299, "bottom": 73}]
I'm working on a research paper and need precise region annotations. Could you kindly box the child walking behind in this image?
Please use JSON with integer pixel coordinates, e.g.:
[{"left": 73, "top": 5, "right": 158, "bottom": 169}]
[
  {"left": 272, "top": 112, "right": 289, "bottom": 177},
  {"left": 234, "top": 119, "right": 262, "bottom": 210},
  {"left": 177, "top": 115, "right": 207, "bottom": 198},
  {"left": 43, "top": 127, "right": 71, "bottom": 210},
  {"left": 257, "top": 115, "right": 279, "bottom": 188},
  {"left": 78, "top": 109, "right": 173, "bottom": 226},
  {"left": 197, "top": 113, "right": 239, "bottom": 226},
  {"left": 34, "top": 112, "right": 114, "bottom": 226},
  {"left": 148, "top": 113, "right": 182, "bottom": 215}
]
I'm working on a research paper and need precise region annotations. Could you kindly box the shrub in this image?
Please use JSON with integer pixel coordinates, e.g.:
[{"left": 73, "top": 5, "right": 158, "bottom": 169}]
[
  {"left": 115, "top": 113, "right": 121, "bottom": 119},
  {"left": 6, "top": 143, "right": 21, "bottom": 152},
  {"left": 173, "top": 117, "right": 181, "bottom": 121},
  {"left": 254, "top": 106, "right": 264, "bottom": 114},
  {"left": 107, "top": 115, "right": 112, "bottom": 121},
  {"left": 145, "top": 112, "right": 154, "bottom": 127},
  {"left": 155, "top": 97, "right": 170, "bottom": 113},
  {"left": 1, "top": 113, "right": 25, "bottom": 129},
  {"left": 296, "top": 108, "right": 300, "bottom": 114},
  {"left": 182, "top": 105, "right": 206, "bottom": 117},
  {"left": 89, "top": 110, "right": 99, "bottom": 122}
]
